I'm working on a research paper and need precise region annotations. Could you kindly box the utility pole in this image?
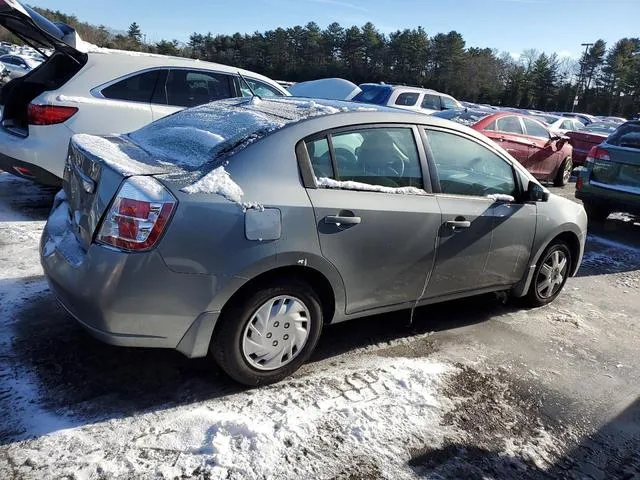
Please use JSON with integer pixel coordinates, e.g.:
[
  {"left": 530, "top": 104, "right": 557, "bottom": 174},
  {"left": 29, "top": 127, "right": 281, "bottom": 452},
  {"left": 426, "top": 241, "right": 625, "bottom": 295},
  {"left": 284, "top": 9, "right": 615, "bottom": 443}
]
[{"left": 572, "top": 42, "right": 594, "bottom": 112}]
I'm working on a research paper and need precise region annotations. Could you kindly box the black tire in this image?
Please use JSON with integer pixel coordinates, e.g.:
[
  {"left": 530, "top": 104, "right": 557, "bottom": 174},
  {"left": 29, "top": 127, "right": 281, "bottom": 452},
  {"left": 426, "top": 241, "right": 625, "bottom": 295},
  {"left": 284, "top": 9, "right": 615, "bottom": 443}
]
[
  {"left": 583, "top": 202, "right": 610, "bottom": 223},
  {"left": 553, "top": 157, "right": 573, "bottom": 187},
  {"left": 524, "top": 241, "right": 572, "bottom": 307},
  {"left": 211, "top": 280, "right": 323, "bottom": 386}
]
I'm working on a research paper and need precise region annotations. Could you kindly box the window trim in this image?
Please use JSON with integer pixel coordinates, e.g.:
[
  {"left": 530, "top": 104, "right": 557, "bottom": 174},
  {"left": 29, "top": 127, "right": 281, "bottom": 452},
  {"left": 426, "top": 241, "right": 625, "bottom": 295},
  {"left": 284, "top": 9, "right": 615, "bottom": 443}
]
[
  {"left": 297, "top": 123, "right": 432, "bottom": 193},
  {"left": 91, "top": 66, "right": 242, "bottom": 106},
  {"left": 420, "top": 125, "right": 525, "bottom": 202}
]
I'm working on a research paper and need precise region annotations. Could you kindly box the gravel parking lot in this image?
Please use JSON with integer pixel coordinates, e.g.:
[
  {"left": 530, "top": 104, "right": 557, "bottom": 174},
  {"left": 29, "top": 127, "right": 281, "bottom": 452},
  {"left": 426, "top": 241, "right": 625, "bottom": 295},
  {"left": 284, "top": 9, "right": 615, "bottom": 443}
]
[{"left": 1, "top": 172, "right": 639, "bottom": 479}]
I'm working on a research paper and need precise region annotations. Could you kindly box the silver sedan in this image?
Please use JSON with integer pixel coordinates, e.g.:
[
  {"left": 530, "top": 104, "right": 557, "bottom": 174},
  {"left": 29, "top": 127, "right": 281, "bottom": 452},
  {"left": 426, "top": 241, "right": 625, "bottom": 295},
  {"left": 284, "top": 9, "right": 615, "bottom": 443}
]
[{"left": 40, "top": 97, "right": 587, "bottom": 385}]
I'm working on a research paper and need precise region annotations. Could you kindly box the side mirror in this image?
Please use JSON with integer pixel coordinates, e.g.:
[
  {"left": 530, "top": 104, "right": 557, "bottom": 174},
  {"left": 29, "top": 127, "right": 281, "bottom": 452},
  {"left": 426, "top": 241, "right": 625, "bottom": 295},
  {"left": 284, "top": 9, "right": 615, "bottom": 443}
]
[{"left": 527, "top": 181, "right": 549, "bottom": 202}]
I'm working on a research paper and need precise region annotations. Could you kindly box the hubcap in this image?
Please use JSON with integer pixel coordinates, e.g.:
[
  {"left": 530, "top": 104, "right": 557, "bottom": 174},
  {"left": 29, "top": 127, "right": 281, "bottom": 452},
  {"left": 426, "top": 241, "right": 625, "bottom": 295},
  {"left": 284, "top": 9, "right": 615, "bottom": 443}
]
[
  {"left": 536, "top": 250, "right": 568, "bottom": 299},
  {"left": 563, "top": 160, "right": 573, "bottom": 183},
  {"left": 241, "top": 295, "right": 311, "bottom": 371}
]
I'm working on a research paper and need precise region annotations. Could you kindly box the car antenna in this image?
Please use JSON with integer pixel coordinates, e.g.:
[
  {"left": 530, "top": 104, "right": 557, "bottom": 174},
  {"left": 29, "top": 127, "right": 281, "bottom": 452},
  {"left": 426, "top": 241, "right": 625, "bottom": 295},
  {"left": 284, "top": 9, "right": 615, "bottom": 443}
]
[{"left": 237, "top": 71, "right": 261, "bottom": 101}]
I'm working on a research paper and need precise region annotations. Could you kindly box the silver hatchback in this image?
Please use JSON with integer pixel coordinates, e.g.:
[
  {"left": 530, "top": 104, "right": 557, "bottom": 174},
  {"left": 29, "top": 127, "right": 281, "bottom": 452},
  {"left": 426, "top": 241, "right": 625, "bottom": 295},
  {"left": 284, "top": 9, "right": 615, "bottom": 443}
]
[{"left": 41, "top": 97, "right": 587, "bottom": 385}]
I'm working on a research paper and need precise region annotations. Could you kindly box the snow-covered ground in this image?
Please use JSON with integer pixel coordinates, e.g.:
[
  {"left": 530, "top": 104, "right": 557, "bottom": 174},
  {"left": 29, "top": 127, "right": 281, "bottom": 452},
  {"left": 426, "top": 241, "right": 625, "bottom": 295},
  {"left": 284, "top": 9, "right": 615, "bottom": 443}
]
[{"left": 1, "top": 172, "right": 639, "bottom": 479}]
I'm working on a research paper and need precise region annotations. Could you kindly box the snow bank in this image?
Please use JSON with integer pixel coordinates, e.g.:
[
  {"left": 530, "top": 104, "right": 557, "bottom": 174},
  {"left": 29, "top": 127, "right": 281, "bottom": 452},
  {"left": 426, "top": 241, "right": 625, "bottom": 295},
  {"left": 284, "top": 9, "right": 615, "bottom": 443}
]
[
  {"left": 181, "top": 166, "right": 244, "bottom": 203},
  {"left": 317, "top": 176, "right": 427, "bottom": 195},
  {"left": 0, "top": 356, "right": 452, "bottom": 479}
]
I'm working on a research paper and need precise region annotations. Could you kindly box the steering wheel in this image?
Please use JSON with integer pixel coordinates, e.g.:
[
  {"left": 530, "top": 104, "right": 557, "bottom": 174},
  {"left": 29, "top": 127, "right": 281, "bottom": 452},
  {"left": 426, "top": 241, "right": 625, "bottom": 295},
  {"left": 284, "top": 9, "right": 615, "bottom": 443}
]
[{"left": 334, "top": 147, "right": 357, "bottom": 167}]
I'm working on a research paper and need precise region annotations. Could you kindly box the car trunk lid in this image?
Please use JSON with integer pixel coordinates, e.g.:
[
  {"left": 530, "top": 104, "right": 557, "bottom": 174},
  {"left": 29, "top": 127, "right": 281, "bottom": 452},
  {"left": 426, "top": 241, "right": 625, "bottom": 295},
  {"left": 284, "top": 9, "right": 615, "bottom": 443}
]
[
  {"left": 0, "top": 1, "right": 86, "bottom": 60},
  {"left": 0, "top": 0, "right": 87, "bottom": 136},
  {"left": 64, "top": 135, "right": 171, "bottom": 250},
  {"left": 591, "top": 144, "right": 640, "bottom": 194}
]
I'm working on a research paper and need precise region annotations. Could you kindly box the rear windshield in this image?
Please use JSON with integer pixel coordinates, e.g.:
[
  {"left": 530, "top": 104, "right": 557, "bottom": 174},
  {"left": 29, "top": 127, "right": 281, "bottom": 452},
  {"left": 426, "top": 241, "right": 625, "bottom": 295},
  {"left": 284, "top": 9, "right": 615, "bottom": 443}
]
[
  {"left": 432, "top": 109, "right": 489, "bottom": 126},
  {"left": 352, "top": 85, "right": 392, "bottom": 105},
  {"left": 128, "top": 97, "right": 365, "bottom": 168},
  {"left": 580, "top": 122, "right": 618, "bottom": 135},
  {"left": 607, "top": 123, "right": 640, "bottom": 150}
]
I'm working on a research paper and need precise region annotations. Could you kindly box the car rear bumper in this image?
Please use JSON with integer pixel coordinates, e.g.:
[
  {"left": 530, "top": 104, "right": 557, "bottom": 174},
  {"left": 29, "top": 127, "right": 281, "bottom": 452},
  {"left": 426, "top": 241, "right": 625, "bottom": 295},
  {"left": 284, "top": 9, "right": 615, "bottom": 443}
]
[
  {"left": 40, "top": 193, "right": 222, "bottom": 357},
  {"left": 576, "top": 183, "right": 640, "bottom": 215},
  {"left": 0, "top": 124, "right": 72, "bottom": 182},
  {"left": 0, "top": 150, "right": 62, "bottom": 186}
]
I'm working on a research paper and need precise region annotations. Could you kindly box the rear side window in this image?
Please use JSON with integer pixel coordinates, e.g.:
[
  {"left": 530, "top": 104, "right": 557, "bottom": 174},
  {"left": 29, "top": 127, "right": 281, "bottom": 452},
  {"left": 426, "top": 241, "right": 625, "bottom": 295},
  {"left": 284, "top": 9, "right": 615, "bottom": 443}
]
[
  {"left": 166, "top": 69, "right": 233, "bottom": 108},
  {"left": 495, "top": 116, "right": 524, "bottom": 135},
  {"left": 306, "top": 137, "right": 334, "bottom": 178},
  {"left": 101, "top": 70, "right": 161, "bottom": 103},
  {"left": 421, "top": 94, "right": 441, "bottom": 110},
  {"left": 395, "top": 92, "right": 419, "bottom": 106},
  {"left": 426, "top": 129, "right": 516, "bottom": 197},
  {"left": 523, "top": 118, "right": 550, "bottom": 139},
  {"left": 308, "top": 127, "right": 423, "bottom": 189}
]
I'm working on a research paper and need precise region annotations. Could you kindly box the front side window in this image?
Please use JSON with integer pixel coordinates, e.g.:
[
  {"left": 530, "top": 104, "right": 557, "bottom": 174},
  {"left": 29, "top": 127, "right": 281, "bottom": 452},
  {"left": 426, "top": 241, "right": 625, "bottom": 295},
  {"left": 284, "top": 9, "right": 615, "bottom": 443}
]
[
  {"left": 165, "top": 69, "right": 232, "bottom": 107},
  {"left": 560, "top": 120, "right": 573, "bottom": 130},
  {"left": 239, "top": 78, "right": 284, "bottom": 97},
  {"left": 309, "top": 127, "right": 423, "bottom": 189},
  {"left": 395, "top": 92, "right": 419, "bottom": 106},
  {"left": 495, "top": 116, "right": 524, "bottom": 135},
  {"left": 426, "top": 129, "right": 516, "bottom": 197},
  {"left": 523, "top": 118, "right": 550, "bottom": 139},
  {"left": 421, "top": 94, "right": 441, "bottom": 110},
  {"left": 101, "top": 70, "right": 161, "bottom": 103}
]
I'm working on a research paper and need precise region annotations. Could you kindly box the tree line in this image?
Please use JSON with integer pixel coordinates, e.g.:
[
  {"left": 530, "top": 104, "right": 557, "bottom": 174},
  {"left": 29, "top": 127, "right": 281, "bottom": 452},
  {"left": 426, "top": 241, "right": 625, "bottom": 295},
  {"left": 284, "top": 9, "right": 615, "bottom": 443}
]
[{"left": 3, "top": 7, "right": 639, "bottom": 117}]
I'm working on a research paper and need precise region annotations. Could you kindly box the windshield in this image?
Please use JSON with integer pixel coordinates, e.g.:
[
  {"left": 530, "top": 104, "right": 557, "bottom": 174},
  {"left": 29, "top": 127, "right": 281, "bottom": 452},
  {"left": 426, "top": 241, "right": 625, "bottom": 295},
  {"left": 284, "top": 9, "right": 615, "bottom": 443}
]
[
  {"left": 352, "top": 85, "right": 392, "bottom": 105},
  {"left": 532, "top": 115, "right": 559, "bottom": 125},
  {"left": 607, "top": 122, "right": 640, "bottom": 149}
]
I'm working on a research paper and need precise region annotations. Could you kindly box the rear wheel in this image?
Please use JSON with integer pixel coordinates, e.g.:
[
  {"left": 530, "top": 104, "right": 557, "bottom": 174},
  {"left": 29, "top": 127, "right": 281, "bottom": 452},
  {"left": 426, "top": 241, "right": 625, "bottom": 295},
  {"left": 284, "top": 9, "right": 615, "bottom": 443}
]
[
  {"left": 583, "top": 202, "right": 610, "bottom": 223},
  {"left": 524, "top": 241, "right": 571, "bottom": 307},
  {"left": 554, "top": 157, "right": 573, "bottom": 187},
  {"left": 211, "top": 280, "right": 323, "bottom": 386}
]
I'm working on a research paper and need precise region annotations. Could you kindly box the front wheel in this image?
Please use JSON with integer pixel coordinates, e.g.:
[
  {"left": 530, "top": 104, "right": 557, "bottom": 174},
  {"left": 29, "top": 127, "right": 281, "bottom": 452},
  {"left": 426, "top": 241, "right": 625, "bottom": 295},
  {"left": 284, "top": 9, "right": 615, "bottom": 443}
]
[
  {"left": 524, "top": 242, "right": 572, "bottom": 307},
  {"left": 554, "top": 157, "right": 573, "bottom": 187},
  {"left": 211, "top": 280, "right": 323, "bottom": 386}
]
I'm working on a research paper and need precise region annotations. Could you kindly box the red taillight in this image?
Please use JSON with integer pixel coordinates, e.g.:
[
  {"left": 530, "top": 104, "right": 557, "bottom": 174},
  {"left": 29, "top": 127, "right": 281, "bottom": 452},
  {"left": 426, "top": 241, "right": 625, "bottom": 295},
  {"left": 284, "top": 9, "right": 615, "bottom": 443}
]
[
  {"left": 27, "top": 104, "right": 78, "bottom": 125},
  {"left": 586, "top": 145, "right": 610, "bottom": 162},
  {"left": 576, "top": 175, "right": 583, "bottom": 190},
  {"left": 12, "top": 166, "right": 34, "bottom": 178},
  {"left": 96, "top": 177, "right": 176, "bottom": 252}
]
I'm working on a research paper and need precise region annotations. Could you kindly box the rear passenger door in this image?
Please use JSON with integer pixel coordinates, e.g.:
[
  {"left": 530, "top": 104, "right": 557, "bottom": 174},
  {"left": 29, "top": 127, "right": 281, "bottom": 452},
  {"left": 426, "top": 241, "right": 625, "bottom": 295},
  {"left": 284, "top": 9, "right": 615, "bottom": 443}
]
[
  {"left": 421, "top": 128, "right": 536, "bottom": 299},
  {"left": 303, "top": 125, "right": 442, "bottom": 315},
  {"left": 150, "top": 68, "right": 235, "bottom": 120},
  {"left": 481, "top": 116, "right": 530, "bottom": 163}
]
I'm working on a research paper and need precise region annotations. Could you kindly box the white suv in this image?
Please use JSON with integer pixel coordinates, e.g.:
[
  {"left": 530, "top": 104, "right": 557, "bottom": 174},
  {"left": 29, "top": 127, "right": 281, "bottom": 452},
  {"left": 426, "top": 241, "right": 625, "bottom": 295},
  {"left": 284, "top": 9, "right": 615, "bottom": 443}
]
[
  {"left": 354, "top": 83, "right": 462, "bottom": 115},
  {"left": 0, "top": 2, "right": 288, "bottom": 185}
]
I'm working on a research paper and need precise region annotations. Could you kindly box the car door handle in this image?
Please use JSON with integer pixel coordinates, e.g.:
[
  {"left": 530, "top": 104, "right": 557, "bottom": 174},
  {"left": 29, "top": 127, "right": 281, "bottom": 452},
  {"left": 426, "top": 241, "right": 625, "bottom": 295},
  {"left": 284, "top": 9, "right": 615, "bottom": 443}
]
[
  {"left": 445, "top": 220, "right": 471, "bottom": 229},
  {"left": 325, "top": 215, "right": 361, "bottom": 225}
]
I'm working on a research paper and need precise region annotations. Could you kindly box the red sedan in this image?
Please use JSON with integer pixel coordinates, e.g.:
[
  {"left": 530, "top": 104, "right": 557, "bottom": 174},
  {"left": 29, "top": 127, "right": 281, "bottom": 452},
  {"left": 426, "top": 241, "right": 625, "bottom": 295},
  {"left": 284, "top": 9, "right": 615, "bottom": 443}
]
[
  {"left": 471, "top": 112, "right": 574, "bottom": 186},
  {"left": 564, "top": 122, "right": 618, "bottom": 165}
]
